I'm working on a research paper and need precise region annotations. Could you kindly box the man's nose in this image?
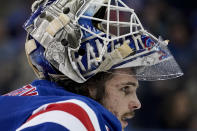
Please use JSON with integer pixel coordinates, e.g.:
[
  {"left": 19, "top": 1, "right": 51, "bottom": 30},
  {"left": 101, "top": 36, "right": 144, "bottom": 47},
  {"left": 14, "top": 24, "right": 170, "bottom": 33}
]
[{"left": 129, "top": 95, "right": 141, "bottom": 110}]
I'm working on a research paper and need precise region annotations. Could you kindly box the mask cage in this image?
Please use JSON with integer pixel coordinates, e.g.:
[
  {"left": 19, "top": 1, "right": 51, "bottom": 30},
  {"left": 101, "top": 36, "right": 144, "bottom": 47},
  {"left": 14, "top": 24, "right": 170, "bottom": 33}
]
[
  {"left": 77, "top": 0, "right": 144, "bottom": 39},
  {"left": 75, "top": 0, "right": 147, "bottom": 61}
]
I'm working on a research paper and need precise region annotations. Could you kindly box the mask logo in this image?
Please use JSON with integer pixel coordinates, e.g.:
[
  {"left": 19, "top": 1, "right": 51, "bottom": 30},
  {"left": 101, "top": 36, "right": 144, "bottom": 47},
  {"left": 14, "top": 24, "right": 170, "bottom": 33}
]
[{"left": 73, "top": 34, "right": 156, "bottom": 77}]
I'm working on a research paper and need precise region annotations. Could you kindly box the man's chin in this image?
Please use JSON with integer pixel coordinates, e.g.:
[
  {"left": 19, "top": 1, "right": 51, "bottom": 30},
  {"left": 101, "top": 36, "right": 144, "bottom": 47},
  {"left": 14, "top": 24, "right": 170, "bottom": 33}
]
[
  {"left": 120, "top": 112, "right": 135, "bottom": 130},
  {"left": 121, "top": 120, "right": 128, "bottom": 129}
]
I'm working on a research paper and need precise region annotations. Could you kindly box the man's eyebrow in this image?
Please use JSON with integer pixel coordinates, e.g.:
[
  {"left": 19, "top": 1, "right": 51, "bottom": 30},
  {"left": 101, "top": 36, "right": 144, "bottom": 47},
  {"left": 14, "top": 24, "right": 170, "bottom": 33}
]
[{"left": 121, "top": 82, "right": 138, "bottom": 88}]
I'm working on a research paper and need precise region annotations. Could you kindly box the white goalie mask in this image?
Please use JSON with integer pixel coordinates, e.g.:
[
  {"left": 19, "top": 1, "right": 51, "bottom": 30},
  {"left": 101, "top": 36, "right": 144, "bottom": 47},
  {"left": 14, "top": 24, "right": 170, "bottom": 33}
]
[{"left": 24, "top": 0, "right": 183, "bottom": 83}]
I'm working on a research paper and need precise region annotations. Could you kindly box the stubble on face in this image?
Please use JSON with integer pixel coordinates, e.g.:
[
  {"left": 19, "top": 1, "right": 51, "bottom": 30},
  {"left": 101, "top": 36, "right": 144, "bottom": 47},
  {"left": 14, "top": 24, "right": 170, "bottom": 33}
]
[{"left": 101, "top": 69, "right": 140, "bottom": 130}]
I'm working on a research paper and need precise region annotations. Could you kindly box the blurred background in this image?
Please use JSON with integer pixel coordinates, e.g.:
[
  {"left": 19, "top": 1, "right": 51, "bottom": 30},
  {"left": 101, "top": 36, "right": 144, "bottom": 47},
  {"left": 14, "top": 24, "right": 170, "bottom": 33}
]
[{"left": 0, "top": 0, "right": 196, "bottom": 130}]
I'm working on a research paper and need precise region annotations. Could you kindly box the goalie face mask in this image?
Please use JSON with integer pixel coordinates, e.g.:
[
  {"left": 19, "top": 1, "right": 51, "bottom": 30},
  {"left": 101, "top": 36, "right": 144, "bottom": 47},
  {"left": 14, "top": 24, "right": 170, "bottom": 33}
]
[{"left": 24, "top": 0, "right": 183, "bottom": 83}]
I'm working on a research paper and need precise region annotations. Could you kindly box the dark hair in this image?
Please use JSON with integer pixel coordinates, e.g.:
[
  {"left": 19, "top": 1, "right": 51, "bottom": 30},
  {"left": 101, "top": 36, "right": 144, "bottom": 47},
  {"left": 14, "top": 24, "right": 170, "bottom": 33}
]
[{"left": 55, "top": 72, "right": 113, "bottom": 102}]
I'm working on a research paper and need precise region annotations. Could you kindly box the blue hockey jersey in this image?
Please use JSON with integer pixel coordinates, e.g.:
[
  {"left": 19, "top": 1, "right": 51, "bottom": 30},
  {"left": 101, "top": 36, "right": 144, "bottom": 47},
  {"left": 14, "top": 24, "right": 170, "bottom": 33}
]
[{"left": 0, "top": 80, "right": 122, "bottom": 131}]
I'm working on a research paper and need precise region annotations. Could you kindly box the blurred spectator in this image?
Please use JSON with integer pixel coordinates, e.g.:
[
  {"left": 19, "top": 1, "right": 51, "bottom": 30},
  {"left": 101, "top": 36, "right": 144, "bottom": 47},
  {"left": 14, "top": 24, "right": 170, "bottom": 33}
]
[
  {"left": 161, "top": 90, "right": 192, "bottom": 129},
  {"left": 189, "top": 115, "right": 197, "bottom": 130},
  {"left": 0, "top": 0, "right": 35, "bottom": 94},
  {"left": 126, "top": 0, "right": 197, "bottom": 130}
]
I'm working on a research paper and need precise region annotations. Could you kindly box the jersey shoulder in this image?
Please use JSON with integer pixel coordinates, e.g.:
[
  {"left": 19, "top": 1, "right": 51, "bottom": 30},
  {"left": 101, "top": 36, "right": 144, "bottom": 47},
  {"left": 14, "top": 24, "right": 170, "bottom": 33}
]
[
  {"left": 3, "top": 80, "right": 66, "bottom": 96},
  {"left": 16, "top": 98, "right": 106, "bottom": 131}
]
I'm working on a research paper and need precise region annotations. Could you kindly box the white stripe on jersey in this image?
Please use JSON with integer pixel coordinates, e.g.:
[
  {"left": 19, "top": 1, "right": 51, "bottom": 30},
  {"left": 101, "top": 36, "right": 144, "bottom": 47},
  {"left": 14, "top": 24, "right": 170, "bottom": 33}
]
[
  {"left": 16, "top": 110, "right": 87, "bottom": 131},
  {"left": 57, "top": 99, "right": 101, "bottom": 131},
  {"left": 22, "top": 99, "right": 101, "bottom": 131}
]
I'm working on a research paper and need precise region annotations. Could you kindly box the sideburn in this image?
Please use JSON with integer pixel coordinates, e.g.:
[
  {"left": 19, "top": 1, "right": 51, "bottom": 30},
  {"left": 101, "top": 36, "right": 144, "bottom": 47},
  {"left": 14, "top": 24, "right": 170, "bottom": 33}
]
[
  {"left": 87, "top": 73, "right": 114, "bottom": 103},
  {"left": 94, "top": 84, "right": 106, "bottom": 103}
]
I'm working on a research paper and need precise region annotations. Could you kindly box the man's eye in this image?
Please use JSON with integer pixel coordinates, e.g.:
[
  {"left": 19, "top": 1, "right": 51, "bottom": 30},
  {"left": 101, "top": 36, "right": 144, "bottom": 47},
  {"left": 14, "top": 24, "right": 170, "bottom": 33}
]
[{"left": 121, "top": 86, "right": 130, "bottom": 95}]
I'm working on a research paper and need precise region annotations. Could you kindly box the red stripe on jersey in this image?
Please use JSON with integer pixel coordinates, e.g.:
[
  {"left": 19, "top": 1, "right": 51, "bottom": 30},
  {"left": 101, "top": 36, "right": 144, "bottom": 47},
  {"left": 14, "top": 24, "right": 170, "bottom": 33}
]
[
  {"left": 27, "top": 102, "right": 95, "bottom": 131},
  {"left": 21, "top": 88, "right": 37, "bottom": 96}
]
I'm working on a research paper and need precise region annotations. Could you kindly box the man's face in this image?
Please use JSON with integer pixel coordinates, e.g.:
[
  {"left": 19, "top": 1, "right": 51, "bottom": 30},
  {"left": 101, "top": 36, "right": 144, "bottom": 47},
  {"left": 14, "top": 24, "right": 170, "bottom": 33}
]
[{"left": 101, "top": 68, "right": 141, "bottom": 130}]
